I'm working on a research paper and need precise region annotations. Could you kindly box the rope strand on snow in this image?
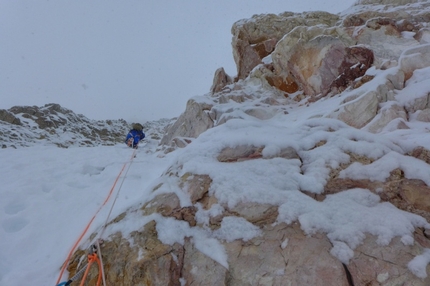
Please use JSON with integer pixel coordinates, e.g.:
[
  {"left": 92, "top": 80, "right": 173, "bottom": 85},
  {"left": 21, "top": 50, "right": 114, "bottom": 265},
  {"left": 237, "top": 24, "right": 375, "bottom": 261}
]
[
  {"left": 55, "top": 147, "right": 138, "bottom": 285},
  {"left": 89, "top": 147, "right": 137, "bottom": 285},
  {"left": 99, "top": 147, "right": 136, "bottom": 239}
]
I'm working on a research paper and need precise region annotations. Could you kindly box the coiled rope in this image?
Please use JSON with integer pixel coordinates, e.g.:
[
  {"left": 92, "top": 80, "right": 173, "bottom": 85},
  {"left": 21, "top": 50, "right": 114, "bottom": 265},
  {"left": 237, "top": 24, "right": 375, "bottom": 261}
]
[{"left": 55, "top": 147, "right": 138, "bottom": 285}]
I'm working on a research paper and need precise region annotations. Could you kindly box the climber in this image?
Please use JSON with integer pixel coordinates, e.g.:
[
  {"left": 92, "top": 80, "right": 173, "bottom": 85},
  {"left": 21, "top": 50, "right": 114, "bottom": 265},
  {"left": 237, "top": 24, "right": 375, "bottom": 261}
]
[{"left": 125, "top": 123, "right": 145, "bottom": 148}]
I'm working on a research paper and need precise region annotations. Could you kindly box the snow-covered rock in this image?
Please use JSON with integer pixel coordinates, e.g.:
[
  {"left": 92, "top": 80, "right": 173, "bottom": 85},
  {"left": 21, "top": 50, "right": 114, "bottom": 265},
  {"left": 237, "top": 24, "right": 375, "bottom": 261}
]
[{"left": 58, "top": 1, "right": 430, "bottom": 285}]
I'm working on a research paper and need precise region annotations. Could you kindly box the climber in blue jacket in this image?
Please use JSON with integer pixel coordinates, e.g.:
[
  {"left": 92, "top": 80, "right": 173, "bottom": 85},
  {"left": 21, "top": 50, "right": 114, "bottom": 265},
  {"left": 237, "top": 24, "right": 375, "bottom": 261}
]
[{"left": 125, "top": 123, "right": 145, "bottom": 148}]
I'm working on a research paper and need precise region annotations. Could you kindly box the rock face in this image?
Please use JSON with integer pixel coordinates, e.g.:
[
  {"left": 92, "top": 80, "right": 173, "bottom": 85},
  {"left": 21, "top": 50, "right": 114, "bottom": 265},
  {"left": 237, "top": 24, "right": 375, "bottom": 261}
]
[
  {"left": 274, "top": 36, "right": 374, "bottom": 97},
  {"left": 0, "top": 103, "right": 129, "bottom": 148},
  {"left": 231, "top": 11, "right": 340, "bottom": 80},
  {"left": 159, "top": 97, "right": 214, "bottom": 152},
  {"left": 160, "top": 0, "right": 430, "bottom": 149},
  {"left": 68, "top": 141, "right": 430, "bottom": 285},
  {"left": 66, "top": 1, "right": 430, "bottom": 285}
]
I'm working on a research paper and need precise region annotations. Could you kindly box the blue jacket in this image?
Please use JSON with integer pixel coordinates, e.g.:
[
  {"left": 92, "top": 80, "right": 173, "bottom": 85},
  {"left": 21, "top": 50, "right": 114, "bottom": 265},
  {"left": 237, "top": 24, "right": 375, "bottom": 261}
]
[{"left": 125, "top": 129, "right": 145, "bottom": 147}]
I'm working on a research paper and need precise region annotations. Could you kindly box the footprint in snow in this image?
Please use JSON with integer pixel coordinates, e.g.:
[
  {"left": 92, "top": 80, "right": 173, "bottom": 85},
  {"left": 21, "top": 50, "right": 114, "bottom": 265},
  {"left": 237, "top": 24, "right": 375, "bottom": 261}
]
[
  {"left": 4, "top": 201, "right": 26, "bottom": 215},
  {"left": 1, "top": 217, "right": 29, "bottom": 233},
  {"left": 82, "top": 164, "right": 105, "bottom": 176}
]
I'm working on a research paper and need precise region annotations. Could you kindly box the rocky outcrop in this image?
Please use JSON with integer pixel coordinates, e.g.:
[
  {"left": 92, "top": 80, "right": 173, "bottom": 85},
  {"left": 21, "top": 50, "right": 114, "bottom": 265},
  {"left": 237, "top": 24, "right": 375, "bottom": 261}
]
[
  {"left": 366, "top": 102, "right": 408, "bottom": 133},
  {"left": 159, "top": 1, "right": 430, "bottom": 151},
  {"left": 65, "top": 1, "right": 430, "bottom": 285},
  {"left": 274, "top": 35, "right": 374, "bottom": 97},
  {"left": 73, "top": 222, "right": 430, "bottom": 285},
  {"left": 211, "top": 67, "right": 233, "bottom": 94},
  {"left": 333, "top": 90, "right": 381, "bottom": 129},
  {"left": 159, "top": 97, "right": 214, "bottom": 152},
  {"left": 231, "top": 11, "right": 340, "bottom": 80},
  {"left": 230, "top": 0, "right": 429, "bottom": 98},
  {"left": 399, "top": 44, "right": 430, "bottom": 81},
  {"left": 70, "top": 121, "right": 430, "bottom": 284},
  {"left": 67, "top": 221, "right": 184, "bottom": 286},
  {"left": 217, "top": 145, "right": 299, "bottom": 162},
  {"left": 325, "top": 164, "right": 430, "bottom": 223},
  {"left": 348, "top": 235, "right": 427, "bottom": 285},
  {"left": 0, "top": 109, "right": 21, "bottom": 125}
]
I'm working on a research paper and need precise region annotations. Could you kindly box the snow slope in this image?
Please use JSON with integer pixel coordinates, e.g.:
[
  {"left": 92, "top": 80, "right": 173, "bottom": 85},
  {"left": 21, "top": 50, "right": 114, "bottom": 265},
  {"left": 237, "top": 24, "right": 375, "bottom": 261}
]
[{"left": 0, "top": 137, "right": 176, "bottom": 285}]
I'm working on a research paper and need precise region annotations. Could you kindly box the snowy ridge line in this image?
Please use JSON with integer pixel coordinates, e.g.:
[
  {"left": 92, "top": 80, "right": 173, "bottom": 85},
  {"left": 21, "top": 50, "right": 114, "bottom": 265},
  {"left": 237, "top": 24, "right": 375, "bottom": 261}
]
[{"left": 0, "top": 103, "right": 129, "bottom": 148}]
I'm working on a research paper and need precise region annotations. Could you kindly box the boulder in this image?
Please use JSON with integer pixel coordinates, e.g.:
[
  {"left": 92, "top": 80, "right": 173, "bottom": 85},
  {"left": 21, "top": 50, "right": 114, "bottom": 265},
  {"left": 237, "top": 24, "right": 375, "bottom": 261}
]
[
  {"left": 326, "top": 165, "right": 430, "bottom": 223},
  {"left": 0, "top": 109, "right": 21, "bottom": 125},
  {"left": 386, "top": 68, "right": 405, "bottom": 90},
  {"left": 400, "top": 44, "right": 430, "bottom": 81},
  {"left": 160, "top": 98, "right": 214, "bottom": 148},
  {"left": 232, "top": 12, "right": 340, "bottom": 79},
  {"left": 141, "top": 192, "right": 181, "bottom": 217},
  {"left": 180, "top": 173, "right": 212, "bottom": 204},
  {"left": 217, "top": 145, "right": 264, "bottom": 162},
  {"left": 272, "top": 27, "right": 370, "bottom": 97},
  {"left": 409, "top": 146, "right": 430, "bottom": 165},
  {"left": 226, "top": 202, "right": 278, "bottom": 227},
  {"left": 348, "top": 235, "right": 430, "bottom": 286},
  {"left": 352, "top": 17, "right": 419, "bottom": 65},
  {"left": 416, "top": 109, "right": 430, "bottom": 122},
  {"left": 67, "top": 221, "right": 185, "bottom": 286},
  {"left": 224, "top": 223, "right": 349, "bottom": 286},
  {"left": 331, "top": 90, "right": 380, "bottom": 128},
  {"left": 210, "top": 67, "right": 233, "bottom": 94},
  {"left": 397, "top": 180, "right": 430, "bottom": 213},
  {"left": 325, "top": 45, "right": 375, "bottom": 96},
  {"left": 217, "top": 145, "right": 298, "bottom": 162},
  {"left": 255, "top": 63, "right": 300, "bottom": 94},
  {"left": 182, "top": 237, "right": 228, "bottom": 285},
  {"left": 404, "top": 94, "right": 430, "bottom": 114},
  {"left": 415, "top": 28, "right": 430, "bottom": 44},
  {"left": 366, "top": 102, "right": 408, "bottom": 133}
]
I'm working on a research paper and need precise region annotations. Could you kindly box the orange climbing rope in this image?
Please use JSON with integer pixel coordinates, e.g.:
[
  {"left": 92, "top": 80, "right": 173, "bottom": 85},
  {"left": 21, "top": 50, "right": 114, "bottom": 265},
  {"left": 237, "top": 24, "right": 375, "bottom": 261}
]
[{"left": 55, "top": 148, "right": 138, "bottom": 285}]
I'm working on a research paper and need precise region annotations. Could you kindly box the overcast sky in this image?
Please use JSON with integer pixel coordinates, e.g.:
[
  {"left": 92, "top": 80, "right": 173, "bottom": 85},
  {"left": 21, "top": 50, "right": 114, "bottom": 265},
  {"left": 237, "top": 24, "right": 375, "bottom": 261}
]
[{"left": 0, "top": 0, "right": 356, "bottom": 122}]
